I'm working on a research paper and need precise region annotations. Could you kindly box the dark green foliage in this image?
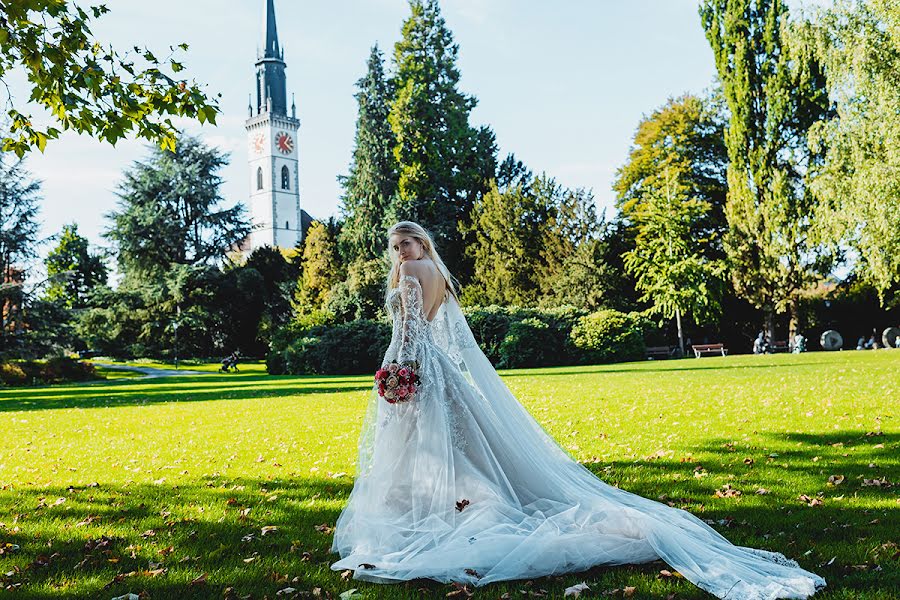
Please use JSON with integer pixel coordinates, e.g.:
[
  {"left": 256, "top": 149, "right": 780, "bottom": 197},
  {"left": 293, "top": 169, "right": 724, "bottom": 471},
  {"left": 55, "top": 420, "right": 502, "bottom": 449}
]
[
  {"left": 338, "top": 45, "right": 398, "bottom": 262},
  {"left": 106, "top": 135, "right": 249, "bottom": 280},
  {"left": 267, "top": 320, "right": 391, "bottom": 375},
  {"left": 463, "top": 175, "right": 601, "bottom": 308},
  {"left": 326, "top": 257, "right": 389, "bottom": 322},
  {"left": 464, "top": 305, "right": 588, "bottom": 367},
  {"left": 498, "top": 318, "right": 554, "bottom": 369},
  {"left": 0, "top": 357, "right": 98, "bottom": 387},
  {"left": 388, "top": 0, "right": 497, "bottom": 282},
  {"left": 0, "top": 1, "right": 220, "bottom": 156},
  {"left": 44, "top": 223, "right": 108, "bottom": 309},
  {"left": 570, "top": 310, "right": 649, "bottom": 364},
  {"left": 0, "top": 153, "right": 41, "bottom": 357}
]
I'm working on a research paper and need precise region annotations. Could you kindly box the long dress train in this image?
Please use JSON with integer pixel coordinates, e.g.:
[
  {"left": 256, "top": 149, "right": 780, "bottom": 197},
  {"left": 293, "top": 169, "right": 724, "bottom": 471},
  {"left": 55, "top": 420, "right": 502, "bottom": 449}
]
[{"left": 329, "top": 274, "right": 826, "bottom": 599}]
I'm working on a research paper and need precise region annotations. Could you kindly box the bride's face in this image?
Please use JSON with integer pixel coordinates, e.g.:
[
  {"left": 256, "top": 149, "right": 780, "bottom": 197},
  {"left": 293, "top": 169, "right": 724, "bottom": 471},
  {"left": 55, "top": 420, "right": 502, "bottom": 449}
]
[{"left": 390, "top": 234, "right": 424, "bottom": 263}]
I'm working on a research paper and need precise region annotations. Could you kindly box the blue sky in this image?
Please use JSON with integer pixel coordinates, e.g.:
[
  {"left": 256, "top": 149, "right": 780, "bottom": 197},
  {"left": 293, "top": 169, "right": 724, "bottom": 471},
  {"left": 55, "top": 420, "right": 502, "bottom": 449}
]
[{"left": 6, "top": 0, "right": 817, "bottom": 259}]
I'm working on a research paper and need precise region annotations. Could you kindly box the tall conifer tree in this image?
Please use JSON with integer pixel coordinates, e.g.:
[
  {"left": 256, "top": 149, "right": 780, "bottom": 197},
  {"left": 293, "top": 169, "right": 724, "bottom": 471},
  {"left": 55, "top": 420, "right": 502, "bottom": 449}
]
[
  {"left": 388, "top": 0, "right": 497, "bottom": 282},
  {"left": 338, "top": 45, "right": 397, "bottom": 263}
]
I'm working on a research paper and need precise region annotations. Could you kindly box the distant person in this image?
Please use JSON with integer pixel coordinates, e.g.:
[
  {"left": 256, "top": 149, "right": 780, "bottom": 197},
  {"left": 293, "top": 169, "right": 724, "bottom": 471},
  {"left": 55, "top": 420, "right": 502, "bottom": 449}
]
[
  {"left": 792, "top": 333, "right": 807, "bottom": 354},
  {"left": 220, "top": 350, "right": 241, "bottom": 372},
  {"left": 753, "top": 331, "right": 766, "bottom": 354},
  {"left": 857, "top": 335, "right": 866, "bottom": 350}
]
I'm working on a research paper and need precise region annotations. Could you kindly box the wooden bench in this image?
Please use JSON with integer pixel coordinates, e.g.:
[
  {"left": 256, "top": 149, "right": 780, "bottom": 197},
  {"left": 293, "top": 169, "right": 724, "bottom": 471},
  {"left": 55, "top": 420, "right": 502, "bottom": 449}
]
[
  {"left": 645, "top": 345, "right": 673, "bottom": 360},
  {"left": 692, "top": 343, "right": 728, "bottom": 358},
  {"left": 770, "top": 340, "right": 790, "bottom": 353}
]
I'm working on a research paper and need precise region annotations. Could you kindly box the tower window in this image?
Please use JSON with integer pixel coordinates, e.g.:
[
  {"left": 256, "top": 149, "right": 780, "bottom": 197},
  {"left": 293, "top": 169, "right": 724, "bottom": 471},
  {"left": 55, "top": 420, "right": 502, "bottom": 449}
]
[
  {"left": 281, "top": 165, "right": 290, "bottom": 190},
  {"left": 285, "top": 220, "right": 290, "bottom": 230},
  {"left": 256, "top": 167, "right": 263, "bottom": 190}
]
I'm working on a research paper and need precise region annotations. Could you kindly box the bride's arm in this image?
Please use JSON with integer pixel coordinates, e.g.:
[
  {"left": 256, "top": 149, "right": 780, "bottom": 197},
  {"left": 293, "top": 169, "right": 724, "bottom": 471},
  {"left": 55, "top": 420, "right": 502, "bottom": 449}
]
[{"left": 397, "top": 264, "right": 426, "bottom": 370}]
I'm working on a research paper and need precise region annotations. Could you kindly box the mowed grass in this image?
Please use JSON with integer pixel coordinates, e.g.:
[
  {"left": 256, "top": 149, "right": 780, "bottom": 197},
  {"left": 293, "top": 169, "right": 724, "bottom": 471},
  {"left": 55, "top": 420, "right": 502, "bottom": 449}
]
[{"left": 0, "top": 351, "right": 896, "bottom": 599}]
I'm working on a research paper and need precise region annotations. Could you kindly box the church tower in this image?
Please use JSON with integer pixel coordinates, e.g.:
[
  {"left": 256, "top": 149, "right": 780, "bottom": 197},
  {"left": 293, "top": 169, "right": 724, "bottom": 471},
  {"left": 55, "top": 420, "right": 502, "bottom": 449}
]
[{"left": 246, "top": 0, "right": 301, "bottom": 250}]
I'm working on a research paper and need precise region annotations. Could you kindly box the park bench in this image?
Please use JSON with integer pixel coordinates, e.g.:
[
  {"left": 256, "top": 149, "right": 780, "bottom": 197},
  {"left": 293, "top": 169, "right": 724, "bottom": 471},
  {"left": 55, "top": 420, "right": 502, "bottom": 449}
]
[
  {"left": 770, "top": 340, "right": 790, "bottom": 352},
  {"left": 645, "top": 345, "right": 673, "bottom": 360},
  {"left": 692, "top": 343, "right": 728, "bottom": 358}
]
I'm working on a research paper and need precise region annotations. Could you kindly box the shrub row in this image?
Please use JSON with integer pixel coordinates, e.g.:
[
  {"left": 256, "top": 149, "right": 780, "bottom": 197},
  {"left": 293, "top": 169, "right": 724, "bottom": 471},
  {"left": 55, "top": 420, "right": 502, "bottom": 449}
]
[
  {"left": 0, "top": 357, "right": 99, "bottom": 387},
  {"left": 268, "top": 306, "right": 650, "bottom": 375}
]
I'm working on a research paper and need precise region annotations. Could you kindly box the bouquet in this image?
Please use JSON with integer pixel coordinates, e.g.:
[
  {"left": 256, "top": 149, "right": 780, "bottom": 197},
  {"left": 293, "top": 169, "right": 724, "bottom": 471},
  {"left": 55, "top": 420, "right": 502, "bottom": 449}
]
[{"left": 375, "top": 361, "right": 421, "bottom": 404}]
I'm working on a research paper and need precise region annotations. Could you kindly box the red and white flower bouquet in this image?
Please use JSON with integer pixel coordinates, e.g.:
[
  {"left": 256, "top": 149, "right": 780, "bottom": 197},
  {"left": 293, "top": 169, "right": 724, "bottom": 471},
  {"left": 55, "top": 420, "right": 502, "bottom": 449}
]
[{"left": 375, "top": 361, "right": 421, "bottom": 404}]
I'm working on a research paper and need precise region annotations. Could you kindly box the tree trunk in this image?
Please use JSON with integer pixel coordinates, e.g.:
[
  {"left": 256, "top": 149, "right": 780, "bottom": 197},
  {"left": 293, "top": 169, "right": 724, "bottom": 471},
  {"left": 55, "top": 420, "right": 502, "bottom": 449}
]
[
  {"left": 788, "top": 294, "right": 801, "bottom": 345},
  {"left": 675, "top": 308, "right": 684, "bottom": 357}
]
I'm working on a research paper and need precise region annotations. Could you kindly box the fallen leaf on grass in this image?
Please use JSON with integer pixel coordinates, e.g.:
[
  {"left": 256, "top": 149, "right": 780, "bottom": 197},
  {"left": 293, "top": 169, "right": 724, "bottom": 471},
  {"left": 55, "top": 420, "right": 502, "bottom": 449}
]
[
  {"left": 340, "top": 569, "right": 352, "bottom": 580},
  {"left": 314, "top": 523, "right": 335, "bottom": 534},
  {"left": 445, "top": 581, "right": 474, "bottom": 597},
  {"left": 76, "top": 515, "right": 100, "bottom": 527},
  {"left": 827, "top": 475, "right": 845, "bottom": 486},
  {"left": 798, "top": 494, "right": 823, "bottom": 507},
  {"left": 714, "top": 484, "right": 741, "bottom": 498},
  {"left": 564, "top": 582, "right": 590, "bottom": 597},
  {"left": 189, "top": 572, "right": 207, "bottom": 587},
  {"left": 261, "top": 525, "right": 278, "bottom": 536},
  {"left": 276, "top": 588, "right": 297, "bottom": 596},
  {"left": 339, "top": 589, "right": 363, "bottom": 600}
]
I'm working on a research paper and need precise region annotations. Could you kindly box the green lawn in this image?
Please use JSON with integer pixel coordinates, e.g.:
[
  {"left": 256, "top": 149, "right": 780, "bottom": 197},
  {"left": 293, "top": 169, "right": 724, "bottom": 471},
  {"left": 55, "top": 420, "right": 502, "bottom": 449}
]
[{"left": 0, "top": 351, "right": 896, "bottom": 599}]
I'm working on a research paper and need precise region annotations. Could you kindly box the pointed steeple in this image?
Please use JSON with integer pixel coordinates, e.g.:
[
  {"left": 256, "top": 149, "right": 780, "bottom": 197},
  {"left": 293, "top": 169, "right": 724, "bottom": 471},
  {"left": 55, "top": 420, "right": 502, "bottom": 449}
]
[
  {"left": 254, "top": 0, "right": 288, "bottom": 116},
  {"left": 262, "top": 0, "right": 281, "bottom": 59}
]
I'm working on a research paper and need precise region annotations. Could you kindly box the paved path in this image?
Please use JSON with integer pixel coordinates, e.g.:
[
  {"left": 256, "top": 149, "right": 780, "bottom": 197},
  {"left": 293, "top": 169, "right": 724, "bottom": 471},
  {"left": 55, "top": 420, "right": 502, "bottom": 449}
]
[{"left": 93, "top": 362, "right": 213, "bottom": 378}]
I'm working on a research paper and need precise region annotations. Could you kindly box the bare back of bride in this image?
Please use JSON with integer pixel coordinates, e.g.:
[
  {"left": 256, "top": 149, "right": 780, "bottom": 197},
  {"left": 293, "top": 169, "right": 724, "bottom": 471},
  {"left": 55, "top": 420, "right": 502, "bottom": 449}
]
[{"left": 329, "top": 221, "right": 825, "bottom": 599}]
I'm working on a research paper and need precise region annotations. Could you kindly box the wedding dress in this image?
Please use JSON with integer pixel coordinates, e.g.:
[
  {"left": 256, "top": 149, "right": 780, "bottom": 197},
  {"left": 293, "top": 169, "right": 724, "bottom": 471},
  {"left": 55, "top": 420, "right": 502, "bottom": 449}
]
[{"left": 329, "top": 274, "right": 826, "bottom": 599}]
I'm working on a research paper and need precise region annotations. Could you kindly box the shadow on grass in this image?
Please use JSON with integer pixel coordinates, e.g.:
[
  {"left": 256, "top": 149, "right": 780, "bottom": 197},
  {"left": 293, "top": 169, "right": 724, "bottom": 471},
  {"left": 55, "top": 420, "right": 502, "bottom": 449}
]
[
  {"left": 2, "top": 432, "right": 897, "bottom": 598},
  {"left": 0, "top": 373, "right": 372, "bottom": 413}
]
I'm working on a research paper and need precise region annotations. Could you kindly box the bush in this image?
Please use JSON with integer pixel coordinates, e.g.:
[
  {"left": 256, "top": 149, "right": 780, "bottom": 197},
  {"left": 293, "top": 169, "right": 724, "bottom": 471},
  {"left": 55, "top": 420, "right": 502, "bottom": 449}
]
[
  {"left": 464, "top": 304, "right": 589, "bottom": 367},
  {"left": 0, "top": 357, "right": 99, "bottom": 386},
  {"left": 0, "top": 362, "right": 28, "bottom": 386},
  {"left": 570, "top": 309, "right": 648, "bottom": 364},
  {"left": 268, "top": 320, "right": 391, "bottom": 375},
  {"left": 498, "top": 317, "right": 555, "bottom": 368}
]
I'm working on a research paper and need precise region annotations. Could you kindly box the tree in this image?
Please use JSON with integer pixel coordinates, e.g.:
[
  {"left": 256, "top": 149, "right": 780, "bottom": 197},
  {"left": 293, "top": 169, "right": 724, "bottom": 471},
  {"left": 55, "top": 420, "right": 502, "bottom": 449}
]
[
  {"left": 0, "top": 1, "right": 220, "bottom": 157},
  {"left": 614, "top": 93, "right": 728, "bottom": 259},
  {"left": 388, "top": 0, "right": 497, "bottom": 282},
  {"left": 701, "top": 0, "right": 831, "bottom": 341},
  {"left": 463, "top": 175, "right": 600, "bottom": 308},
  {"left": 294, "top": 220, "right": 341, "bottom": 315},
  {"left": 463, "top": 179, "right": 553, "bottom": 307},
  {"left": 546, "top": 218, "right": 641, "bottom": 313},
  {"left": 106, "top": 135, "right": 249, "bottom": 281},
  {"left": 44, "top": 223, "right": 108, "bottom": 309},
  {"left": 337, "top": 45, "right": 398, "bottom": 263},
  {"left": 803, "top": 0, "right": 900, "bottom": 305},
  {"left": 623, "top": 171, "right": 726, "bottom": 354},
  {"left": 0, "top": 153, "right": 40, "bottom": 356},
  {"left": 241, "top": 245, "right": 296, "bottom": 348}
]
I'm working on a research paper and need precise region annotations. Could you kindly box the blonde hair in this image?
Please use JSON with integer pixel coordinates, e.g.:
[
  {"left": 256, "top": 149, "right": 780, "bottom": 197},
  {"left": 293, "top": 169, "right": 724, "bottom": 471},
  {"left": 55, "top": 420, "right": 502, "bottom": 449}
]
[{"left": 385, "top": 221, "right": 459, "bottom": 305}]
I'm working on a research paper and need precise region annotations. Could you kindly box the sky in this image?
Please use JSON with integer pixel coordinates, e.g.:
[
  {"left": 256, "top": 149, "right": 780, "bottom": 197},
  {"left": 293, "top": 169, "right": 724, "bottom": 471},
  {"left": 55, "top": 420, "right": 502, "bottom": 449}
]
[{"left": 5, "top": 0, "right": 816, "bottom": 260}]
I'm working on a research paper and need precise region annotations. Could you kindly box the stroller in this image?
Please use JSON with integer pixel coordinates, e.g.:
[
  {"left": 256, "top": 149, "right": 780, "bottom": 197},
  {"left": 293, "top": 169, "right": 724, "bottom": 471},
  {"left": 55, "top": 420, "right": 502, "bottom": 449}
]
[{"left": 220, "top": 351, "right": 241, "bottom": 373}]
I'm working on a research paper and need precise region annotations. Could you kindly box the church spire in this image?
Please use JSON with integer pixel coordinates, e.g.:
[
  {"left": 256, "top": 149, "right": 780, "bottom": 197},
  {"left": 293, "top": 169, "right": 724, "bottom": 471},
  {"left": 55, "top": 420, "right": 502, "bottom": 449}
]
[
  {"left": 255, "top": 0, "right": 287, "bottom": 116},
  {"left": 262, "top": 0, "right": 281, "bottom": 59}
]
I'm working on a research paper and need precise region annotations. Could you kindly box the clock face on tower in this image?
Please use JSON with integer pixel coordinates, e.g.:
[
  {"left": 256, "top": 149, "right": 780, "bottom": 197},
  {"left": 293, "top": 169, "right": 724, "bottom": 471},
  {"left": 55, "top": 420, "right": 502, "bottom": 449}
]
[
  {"left": 275, "top": 131, "right": 294, "bottom": 154},
  {"left": 251, "top": 132, "right": 266, "bottom": 155}
]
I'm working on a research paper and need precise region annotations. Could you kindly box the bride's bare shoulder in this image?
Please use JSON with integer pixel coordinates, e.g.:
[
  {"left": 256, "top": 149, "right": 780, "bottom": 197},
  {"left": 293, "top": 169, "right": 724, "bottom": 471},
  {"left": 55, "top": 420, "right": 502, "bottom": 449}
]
[{"left": 399, "top": 259, "right": 440, "bottom": 285}]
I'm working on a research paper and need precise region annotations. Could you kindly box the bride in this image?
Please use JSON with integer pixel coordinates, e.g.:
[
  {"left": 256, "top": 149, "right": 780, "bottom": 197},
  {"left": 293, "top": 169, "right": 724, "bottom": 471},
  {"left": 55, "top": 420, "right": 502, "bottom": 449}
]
[{"left": 329, "top": 221, "right": 826, "bottom": 599}]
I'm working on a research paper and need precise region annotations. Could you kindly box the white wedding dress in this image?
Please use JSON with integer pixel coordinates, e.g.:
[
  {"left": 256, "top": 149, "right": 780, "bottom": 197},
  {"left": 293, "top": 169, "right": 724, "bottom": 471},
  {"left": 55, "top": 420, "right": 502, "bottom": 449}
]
[{"left": 329, "top": 274, "right": 826, "bottom": 599}]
